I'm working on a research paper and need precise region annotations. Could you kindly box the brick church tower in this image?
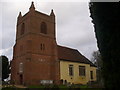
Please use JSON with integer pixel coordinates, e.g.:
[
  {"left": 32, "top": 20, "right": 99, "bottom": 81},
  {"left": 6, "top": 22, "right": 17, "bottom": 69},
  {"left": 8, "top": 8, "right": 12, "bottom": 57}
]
[{"left": 11, "top": 2, "right": 60, "bottom": 85}]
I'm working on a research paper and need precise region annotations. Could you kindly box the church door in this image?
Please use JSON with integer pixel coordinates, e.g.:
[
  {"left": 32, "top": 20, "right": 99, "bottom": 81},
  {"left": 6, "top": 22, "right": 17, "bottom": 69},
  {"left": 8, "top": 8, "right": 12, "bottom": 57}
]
[{"left": 19, "top": 74, "right": 23, "bottom": 84}]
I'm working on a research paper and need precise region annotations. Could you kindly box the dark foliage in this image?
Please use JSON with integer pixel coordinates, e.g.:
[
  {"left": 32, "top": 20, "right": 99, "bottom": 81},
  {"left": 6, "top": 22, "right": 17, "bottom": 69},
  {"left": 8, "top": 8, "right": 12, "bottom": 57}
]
[
  {"left": 89, "top": 2, "right": 120, "bottom": 88},
  {"left": 91, "top": 51, "right": 103, "bottom": 87},
  {"left": 0, "top": 55, "right": 10, "bottom": 81}
]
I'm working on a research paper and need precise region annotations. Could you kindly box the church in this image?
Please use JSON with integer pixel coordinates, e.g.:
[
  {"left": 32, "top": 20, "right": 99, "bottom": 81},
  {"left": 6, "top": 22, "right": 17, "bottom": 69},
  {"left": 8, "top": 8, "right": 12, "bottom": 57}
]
[{"left": 11, "top": 2, "right": 97, "bottom": 85}]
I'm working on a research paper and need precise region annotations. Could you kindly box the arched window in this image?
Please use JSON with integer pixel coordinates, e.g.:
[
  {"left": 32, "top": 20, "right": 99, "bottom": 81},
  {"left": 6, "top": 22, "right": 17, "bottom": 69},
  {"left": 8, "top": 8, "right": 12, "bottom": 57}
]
[
  {"left": 21, "top": 23, "right": 25, "bottom": 35},
  {"left": 41, "top": 22, "right": 47, "bottom": 34}
]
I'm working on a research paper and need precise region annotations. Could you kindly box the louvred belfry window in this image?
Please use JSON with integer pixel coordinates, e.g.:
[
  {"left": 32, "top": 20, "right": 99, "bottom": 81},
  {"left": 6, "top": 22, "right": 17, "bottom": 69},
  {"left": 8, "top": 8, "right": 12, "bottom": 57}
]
[{"left": 41, "top": 22, "right": 47, "bottom": 34}]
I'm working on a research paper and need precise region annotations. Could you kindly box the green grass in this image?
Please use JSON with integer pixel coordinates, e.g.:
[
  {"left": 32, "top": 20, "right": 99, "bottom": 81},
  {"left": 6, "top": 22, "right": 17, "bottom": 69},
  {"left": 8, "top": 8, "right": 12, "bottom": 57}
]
[
  {"left": 28, "top": 85, "right": 68, "bottom": 88},
  {"left": 28, "top": 84, "right": 88, "bottom": 89},
  {"left": 80, "top": 85, "right": 88, "bottom": 88},
  {"left": 58, "top": 85, "right": 68, "bottom": 88},
  {"left": 2, "top": 84, "right": 103, "bottom": 89},
  {"left": 28, "top": 85, "right": 46, "bottom": 88}
]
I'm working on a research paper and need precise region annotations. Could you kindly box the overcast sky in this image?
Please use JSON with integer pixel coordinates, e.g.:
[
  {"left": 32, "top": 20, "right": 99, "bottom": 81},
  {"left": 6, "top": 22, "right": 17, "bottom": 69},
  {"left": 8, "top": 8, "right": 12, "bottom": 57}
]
[{"left": 0, "top": 0, "right": 98, "bottom": 61}]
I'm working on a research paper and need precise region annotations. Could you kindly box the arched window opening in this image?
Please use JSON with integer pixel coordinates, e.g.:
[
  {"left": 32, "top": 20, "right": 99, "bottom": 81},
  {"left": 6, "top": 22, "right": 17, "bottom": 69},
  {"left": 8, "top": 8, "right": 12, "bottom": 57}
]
[
  {"left": 21, "top": 23, "right": 25, "bottom": 35},
  {"left": 41, "top": 22, "right": 47, "bottom": 34}
]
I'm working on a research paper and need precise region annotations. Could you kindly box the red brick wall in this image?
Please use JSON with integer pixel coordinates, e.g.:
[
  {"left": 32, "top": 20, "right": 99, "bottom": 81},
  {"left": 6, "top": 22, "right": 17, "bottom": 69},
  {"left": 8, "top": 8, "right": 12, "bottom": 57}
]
[{"left": 11, "top": 8, "right": 60, "bottom": 85}]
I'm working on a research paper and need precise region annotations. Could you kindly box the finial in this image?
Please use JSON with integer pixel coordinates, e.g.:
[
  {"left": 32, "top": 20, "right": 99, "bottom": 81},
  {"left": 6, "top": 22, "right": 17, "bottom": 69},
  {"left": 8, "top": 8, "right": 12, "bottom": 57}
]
[
  {"left": 17, "top": 12, "right": 22, "bottom": 23},
  {"left": 18, "top": 12, "right": 22, "bottom": 17},
  {"left": 18, "top": 12, "right": 22, "bottom": 20},
  {"left": 29, "top": 1, "right": 35, "bottom": 11},
  {"left": 50, "top": 9, "right": 55, "bottom": 16}
]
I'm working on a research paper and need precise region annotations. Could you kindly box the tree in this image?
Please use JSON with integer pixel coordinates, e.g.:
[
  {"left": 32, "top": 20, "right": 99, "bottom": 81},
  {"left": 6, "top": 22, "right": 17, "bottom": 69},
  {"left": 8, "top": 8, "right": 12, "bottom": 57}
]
[
  {"left": 0, "top": 55, "right": 10, "bottom": 81},
  {"left": 91, "top": 51, "right": 103, "bottom": 87},
  {"left": 89, "top": 2, "right": 120, "bottom": 88},
  {"left": 91, "top": 51, "right": 102, "bottom": 68}
]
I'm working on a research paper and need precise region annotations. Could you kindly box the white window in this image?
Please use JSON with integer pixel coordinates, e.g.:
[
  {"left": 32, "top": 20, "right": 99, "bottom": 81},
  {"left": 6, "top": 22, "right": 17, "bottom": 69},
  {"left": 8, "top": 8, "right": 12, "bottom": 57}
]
[{"left": 19, "top": 62, "right": 23, "bottom": 73}]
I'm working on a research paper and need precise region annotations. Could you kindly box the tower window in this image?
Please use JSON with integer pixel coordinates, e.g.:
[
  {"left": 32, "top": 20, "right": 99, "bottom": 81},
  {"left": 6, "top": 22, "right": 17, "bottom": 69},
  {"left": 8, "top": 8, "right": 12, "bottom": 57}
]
[
  {"left": 40, "top": 44, "right": 45, "bottom": 50},
  {"left": 21, "top": 23, "right": 25, "bottom": 35},
  {"left": 40, "top": 44, "right": 42, "bottom": 50},
  {"left": 41, "top": 22, "right": 47, "bottom": 34},
  {"left": 43, "top": 44, "right": 45, "bottom": 50}
]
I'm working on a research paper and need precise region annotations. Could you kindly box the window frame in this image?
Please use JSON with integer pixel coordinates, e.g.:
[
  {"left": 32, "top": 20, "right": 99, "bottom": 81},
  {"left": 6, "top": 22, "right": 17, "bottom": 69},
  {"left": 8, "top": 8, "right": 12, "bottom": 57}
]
[
  {"left": 69, "top": 64, "right": 74, "bottom": 76},
  {"left": 41, "top": 22, "right": 47, "bottom": 34},
  {"left": 40, "top": 43, "right": 45, "bottom": 50},
  {"left": 79, "top": 65, "right": 86, "bottom": 76},
  {"left": 90, "top": 71, "right": 93, "bottom": 80}
]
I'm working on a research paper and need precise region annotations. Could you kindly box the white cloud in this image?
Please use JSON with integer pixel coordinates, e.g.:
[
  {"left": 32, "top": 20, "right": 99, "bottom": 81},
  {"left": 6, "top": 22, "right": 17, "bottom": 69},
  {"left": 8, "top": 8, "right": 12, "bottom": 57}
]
[
  {"left": 1, "top": 1, "right": 98, "bottom": 60},
  {"left": 0, "top": 47, "right": 13, "bottom": 60}
]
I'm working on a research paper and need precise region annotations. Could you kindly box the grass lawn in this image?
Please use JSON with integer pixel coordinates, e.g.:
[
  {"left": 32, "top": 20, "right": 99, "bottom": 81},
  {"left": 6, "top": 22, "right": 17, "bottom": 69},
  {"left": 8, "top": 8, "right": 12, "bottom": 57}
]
[{"left": 28, "top": 84, "right": 88, "bottom": 88}]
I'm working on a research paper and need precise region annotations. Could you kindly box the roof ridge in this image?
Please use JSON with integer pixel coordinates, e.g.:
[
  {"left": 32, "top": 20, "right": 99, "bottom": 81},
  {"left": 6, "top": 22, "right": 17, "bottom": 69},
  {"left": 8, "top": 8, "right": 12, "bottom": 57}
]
[
  {"left": 57, "top": 45, "right": 96, "bottom": 67},
  {"left": 57, "top": 45, "right": 78, "bottom": 51}
]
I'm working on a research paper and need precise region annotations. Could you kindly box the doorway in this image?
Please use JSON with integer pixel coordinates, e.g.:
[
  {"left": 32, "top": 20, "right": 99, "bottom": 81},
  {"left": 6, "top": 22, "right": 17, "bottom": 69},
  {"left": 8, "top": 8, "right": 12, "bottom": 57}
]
[{"left": 19, "top": 74, "right": 23, "bottom": 84}]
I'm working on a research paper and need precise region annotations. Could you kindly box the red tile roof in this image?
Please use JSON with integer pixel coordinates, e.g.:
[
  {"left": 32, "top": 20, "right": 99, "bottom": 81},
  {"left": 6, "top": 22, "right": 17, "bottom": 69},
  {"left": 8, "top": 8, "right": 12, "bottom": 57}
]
[{"left": 57, "top": 45, "right": 96, "bottom": 67}]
